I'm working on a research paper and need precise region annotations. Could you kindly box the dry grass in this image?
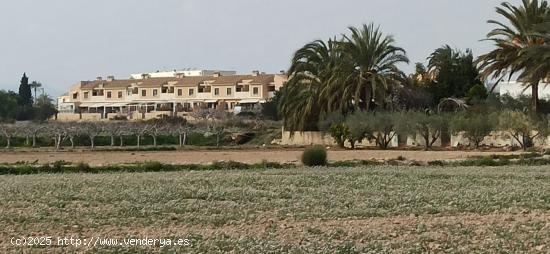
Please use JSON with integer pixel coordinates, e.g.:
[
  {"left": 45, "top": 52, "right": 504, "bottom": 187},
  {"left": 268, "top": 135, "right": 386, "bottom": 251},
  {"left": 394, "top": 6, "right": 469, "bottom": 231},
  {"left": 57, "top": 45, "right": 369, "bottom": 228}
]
[
  {"left": 1, "top": 166, "right": 550, "bottom": 253},
  {"left": 0, "top": 149, "right": 523, "bottom": 166}
]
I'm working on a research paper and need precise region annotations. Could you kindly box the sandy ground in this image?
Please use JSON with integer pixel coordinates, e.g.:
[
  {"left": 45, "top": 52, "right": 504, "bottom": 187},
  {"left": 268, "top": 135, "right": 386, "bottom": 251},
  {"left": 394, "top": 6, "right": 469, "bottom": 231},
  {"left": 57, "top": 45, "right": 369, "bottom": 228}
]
[{"left": 0, "top": 149, "right": 523, "bottom": 166}]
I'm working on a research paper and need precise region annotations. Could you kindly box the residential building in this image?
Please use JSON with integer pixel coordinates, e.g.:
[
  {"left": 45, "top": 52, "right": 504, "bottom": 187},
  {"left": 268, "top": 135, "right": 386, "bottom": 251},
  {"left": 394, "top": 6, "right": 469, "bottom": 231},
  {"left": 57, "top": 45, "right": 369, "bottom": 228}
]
[
  {"left": 499, "top": 81, "right": 550, "bottom": 99},
  {"left": 129, "top": 69, "right": 236, "bottom": 79},
  {"left": 56, "top": 72, "right": 287, "bottom": 121}
]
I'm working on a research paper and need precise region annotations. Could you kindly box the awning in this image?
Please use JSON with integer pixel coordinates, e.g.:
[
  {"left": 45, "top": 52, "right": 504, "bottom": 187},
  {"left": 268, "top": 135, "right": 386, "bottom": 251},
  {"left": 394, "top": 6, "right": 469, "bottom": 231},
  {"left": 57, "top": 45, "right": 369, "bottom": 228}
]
[
  {"left": 79, "top": 103, "right": 108, "bottom": 108},
  {"left": 107, "top": 103, "right": 129, "bottom": 107},
  {"left": 204, "top": 99, "right": 218, "bottom": 103},
  {"left": 238, "top": 99, "right": 262, "bottom": 104}
]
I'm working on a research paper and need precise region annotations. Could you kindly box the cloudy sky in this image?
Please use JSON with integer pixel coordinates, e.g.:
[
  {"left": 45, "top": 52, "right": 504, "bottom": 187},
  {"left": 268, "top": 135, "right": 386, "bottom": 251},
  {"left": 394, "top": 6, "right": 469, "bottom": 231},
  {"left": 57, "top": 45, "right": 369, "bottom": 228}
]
[{"left": 0, "top": 0, "right": 520, "bottom": 96}]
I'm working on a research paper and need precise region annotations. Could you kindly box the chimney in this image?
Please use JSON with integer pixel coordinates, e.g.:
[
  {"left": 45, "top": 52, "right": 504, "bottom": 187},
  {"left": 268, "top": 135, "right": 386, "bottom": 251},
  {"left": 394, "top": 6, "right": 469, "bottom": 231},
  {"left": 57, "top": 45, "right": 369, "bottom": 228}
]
[
  {"left": 176, "top": 73, "right": 186, "bottom": 79},
  {"left": 107, "top": 75, "right": 115, "bottom": 82},
  {"left": 96, "top": 76, "right": 103, "bottom": 81},
  {"left": 141, "top": 73, "right": 151, "bottom": 79},
  {"left": 279, "top": 70, "right": 286, "bottom": 75},
  {"left": 213, "top": 72, "right": 221, "bottom": 77},
  {"left": 252, "top": 70, "right": 260, "bottom": 76}
]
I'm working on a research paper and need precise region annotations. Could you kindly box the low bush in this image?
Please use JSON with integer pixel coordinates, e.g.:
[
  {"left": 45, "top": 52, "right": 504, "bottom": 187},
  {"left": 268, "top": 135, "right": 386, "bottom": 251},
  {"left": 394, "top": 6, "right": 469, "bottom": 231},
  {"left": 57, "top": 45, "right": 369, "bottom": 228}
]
[{"left": 301, "top": 146, "right": 328, "bottom": 166}]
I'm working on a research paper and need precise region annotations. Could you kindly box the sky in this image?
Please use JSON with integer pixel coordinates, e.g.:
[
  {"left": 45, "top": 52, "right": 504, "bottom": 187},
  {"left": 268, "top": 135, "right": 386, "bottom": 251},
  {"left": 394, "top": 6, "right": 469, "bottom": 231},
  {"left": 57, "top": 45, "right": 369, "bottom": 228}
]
[{"left": 0, "top": 0, "right": 521, "bottom": 96}]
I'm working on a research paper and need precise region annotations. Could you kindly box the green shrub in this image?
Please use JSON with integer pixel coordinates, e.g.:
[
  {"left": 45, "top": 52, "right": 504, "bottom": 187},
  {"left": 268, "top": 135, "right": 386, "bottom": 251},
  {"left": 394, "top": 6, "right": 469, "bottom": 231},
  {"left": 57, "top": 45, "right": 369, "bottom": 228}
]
[
  {"left": 142, "top": 161, "right": 164, "bottom": 172},
  {"left": 211, "top": 161, "right": 250, "bottom": 170},
  {"left": 301, "top": 146, "right": 328, "bottom": 166},
  {"left": 76, "top": 162, "right": 91, "bottom": 172},
  {"left": 428, "top": 160, "right": 446, "bottom": 166}
]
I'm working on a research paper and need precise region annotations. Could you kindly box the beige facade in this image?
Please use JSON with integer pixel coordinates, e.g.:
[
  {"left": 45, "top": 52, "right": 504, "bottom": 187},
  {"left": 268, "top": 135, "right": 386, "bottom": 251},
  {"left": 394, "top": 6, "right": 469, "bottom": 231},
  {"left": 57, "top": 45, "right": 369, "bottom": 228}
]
[{"left": 57, "top": 73, "right": 287, "bottom": 120}]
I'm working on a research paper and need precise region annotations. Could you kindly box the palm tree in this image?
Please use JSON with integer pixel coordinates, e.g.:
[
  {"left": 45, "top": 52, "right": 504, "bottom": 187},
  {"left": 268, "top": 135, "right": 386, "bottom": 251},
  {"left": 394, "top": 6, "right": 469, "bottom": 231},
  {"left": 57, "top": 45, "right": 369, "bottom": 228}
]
[
  {"left": 278, "top": 40, "right": 339, "bottom": 131},
  {"left": 427, "top": 45, "right": 482, "bottom": 102},
  {"left": 279, "top": 24, "right": 408, "bottom": 131},
  {"left": 477, "top": 0, "right": 550, "bottom": 113},
  {"left": 29, "top": 81, "right": 42, "bottom": 104},
  {"left": 337, "top": 24, "right": 409, "bottom": 111}
]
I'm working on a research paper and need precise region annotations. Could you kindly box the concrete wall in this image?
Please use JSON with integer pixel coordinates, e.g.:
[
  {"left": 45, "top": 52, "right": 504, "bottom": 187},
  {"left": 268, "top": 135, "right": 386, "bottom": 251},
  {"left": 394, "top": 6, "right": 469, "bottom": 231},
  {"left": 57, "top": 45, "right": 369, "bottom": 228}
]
[
  {"left": 451, "top": 131, "right": 549, "bottom": 148},
  {"left": 56, "top": 113, "right": 103, "bottom": 122},
  {"left": 407, "top": 135, "right": 442, "bottom": 147},
  {"left": 279, "top": 131, "right": 399, "bottom": 148}
]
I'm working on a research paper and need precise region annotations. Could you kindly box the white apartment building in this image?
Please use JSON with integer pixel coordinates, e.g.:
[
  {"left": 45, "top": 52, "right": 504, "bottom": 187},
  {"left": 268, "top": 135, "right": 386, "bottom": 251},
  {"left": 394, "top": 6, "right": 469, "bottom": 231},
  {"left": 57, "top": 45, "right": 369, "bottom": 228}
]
[
  {"left": 56, "top": 71, "right": 287, "bottom": 121},
  {"left": 129, "top": 69, "right": 236, "bottom": 79},
  {"left": 499, "top": 81, "right": 550, "bottom": 99}
]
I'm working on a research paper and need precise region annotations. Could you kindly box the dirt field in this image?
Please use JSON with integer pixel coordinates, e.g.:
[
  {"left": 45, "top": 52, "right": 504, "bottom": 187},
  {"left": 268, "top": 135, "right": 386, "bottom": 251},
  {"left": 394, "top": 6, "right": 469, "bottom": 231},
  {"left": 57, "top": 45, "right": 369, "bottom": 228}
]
[
  {"left": 0, "top": 149, "right": 523, "bottom": 166},
  {"left": 1, "top": 166, "right": 549, "bottom": 253}
]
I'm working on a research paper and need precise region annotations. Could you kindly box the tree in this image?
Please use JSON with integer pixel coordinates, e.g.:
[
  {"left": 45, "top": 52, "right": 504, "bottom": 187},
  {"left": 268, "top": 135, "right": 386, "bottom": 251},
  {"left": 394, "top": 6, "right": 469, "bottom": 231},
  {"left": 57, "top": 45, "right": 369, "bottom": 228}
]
[
  {"left": 0, "top": 123, "right": 17, "bottom": 149},
  {"left": 133, "top": 122, "right": 150, "bottom": 148},
  {"left": 18, "top": 73, "right": 32, "bottom": 106},
  {"left": 82, "top": 122, "right": 103, "bottom": 149},
  {"left": 169, "top": 118, "right": 192, "bottom": 147},
  {"left": 19, "top": 122, "right": 46, "bottom": 147},
  {"left": 278, "top": 39, "right": 337, "bottom": 131},
  {"left": 398, "top": 112, "right": 449, "bottom": 150},
  {"left": 29, "top": 81, "right": 42, "bottom": 103},
  {"left": 147, "top": 121, "right": 167, "bottom": 147},
  {"left": 0, "top": 91, "right": 19, "bottom": 121},
  {"left": 498, "top": 110, "right": 548, "bottom": 150},
  {"left": 451, "top": 113, "right": 497, "bottom": 149},
  {"left": 335, "top": 24, "right": 410, "bottom": 111},
  {"left": 427, "top": 45, "right": 482, "bottom": 103},
  {"left": 279, "top": 23, "right": 409, "bottom": 132},
  {"left": 48, "top": 122, "right": 68, "bottom": 150},
  {"left": 33, "top": 94, "right": 57, "bottom": 121},
  {"left": 319, "top": 113, "right": 349, "bottom": 148},
  {"left": 345, "top": 111, "right": 398, "bottom": 149},
  {"left": 466, "top": 84, "right": 489, "bottom": 103},
  {"left": 477, "top": 0, "right": 550, "bottom": 114},
  {"left": 66, "top": 124, "right": 82, "bottom": 149},
  {"left": 103, "top": 122, "right": 127, "bottom": 147}
]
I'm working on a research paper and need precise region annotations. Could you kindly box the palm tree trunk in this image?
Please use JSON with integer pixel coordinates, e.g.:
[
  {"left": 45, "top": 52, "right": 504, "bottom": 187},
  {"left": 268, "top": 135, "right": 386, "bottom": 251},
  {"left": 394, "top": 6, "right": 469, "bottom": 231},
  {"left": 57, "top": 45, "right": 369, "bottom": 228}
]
[{"left": 532, "top": 82, "right": 540, "bottom": 114}]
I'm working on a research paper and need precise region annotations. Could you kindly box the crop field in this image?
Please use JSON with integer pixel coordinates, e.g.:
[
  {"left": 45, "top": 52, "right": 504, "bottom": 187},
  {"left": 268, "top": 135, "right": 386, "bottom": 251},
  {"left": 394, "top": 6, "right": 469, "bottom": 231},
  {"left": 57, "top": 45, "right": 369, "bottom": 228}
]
[{"left": 1, "top": 166, "right": 550, "bottom": 253}]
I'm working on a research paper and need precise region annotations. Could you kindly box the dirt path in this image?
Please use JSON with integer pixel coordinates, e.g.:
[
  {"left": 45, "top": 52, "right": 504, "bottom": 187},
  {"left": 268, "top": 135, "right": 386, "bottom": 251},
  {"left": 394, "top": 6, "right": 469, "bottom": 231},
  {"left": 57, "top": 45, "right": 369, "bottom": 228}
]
[{"left": 0, "top": 149, "right": 522, "bottom": 166}]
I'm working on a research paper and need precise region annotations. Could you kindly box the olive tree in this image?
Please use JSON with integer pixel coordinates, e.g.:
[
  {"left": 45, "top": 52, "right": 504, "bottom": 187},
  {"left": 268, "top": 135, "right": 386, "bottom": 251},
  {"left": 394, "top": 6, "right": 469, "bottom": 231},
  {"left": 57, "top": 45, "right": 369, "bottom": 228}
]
[
  {"left": 450, "top": 113, "right": 496, "bottom": 149},
  {"left": 498, "top": 111, "right": 548, "bottom": 150},
  {"left": 398, "top": 112, "right": 449, "bottom": 150}
]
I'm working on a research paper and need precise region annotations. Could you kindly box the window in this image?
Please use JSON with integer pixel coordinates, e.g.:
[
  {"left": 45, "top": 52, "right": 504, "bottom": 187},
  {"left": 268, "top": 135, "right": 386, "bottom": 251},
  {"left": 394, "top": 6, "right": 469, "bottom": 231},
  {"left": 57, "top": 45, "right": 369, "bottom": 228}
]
[
  {"left": 84, "top": 92, "right": 89, "bottom": 99},
  {"left": 153, "top": 89, "right": 158, "bottom": 96},
  {"left": 227, "top": 88, "right": 232, "bottom": 95},
  {"left": 107, "top": 91, "right": 112, "bottom": 98},
  {"left": 118, "top": 91, "right": 123, "bottom": 98},
  {"left": 142, "top": 90, "right": 147, "bottom": 97},
  {"left": 132, "top": 87, "right": 139, "bottom": 94},
  {"left": 178, "top": 89, "right": 183, "bottom": 96},
  {"left": 189, "top": 89, "right": 194, "bottom": 96},
  {"left": 214, "top": 88, "right": 220, "bottom": 95},
  {"left": 268, "top": 86, "right": 276, "bottom": 92},
  {"left": 73, "top": 93, "right": 78, "bottom": 99},
  {"left": 253, "top": 87, "right": 259, "bottom": 95}
]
